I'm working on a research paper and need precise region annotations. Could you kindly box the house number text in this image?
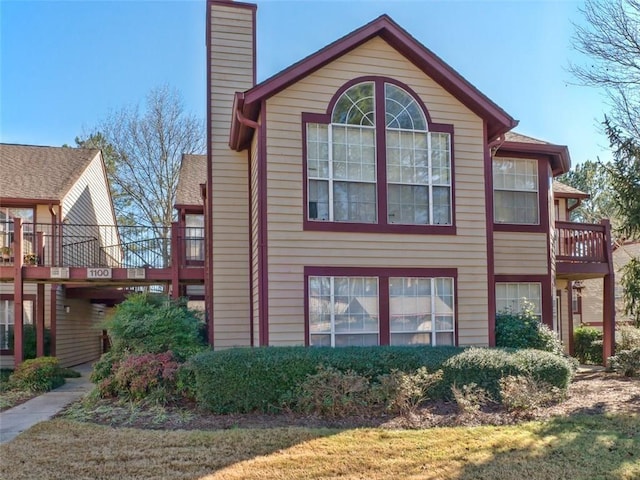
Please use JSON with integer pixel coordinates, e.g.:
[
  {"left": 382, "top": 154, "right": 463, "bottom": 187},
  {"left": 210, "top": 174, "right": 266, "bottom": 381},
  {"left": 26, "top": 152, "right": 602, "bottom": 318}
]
[{"left": 87, "top": 268, "right": 112, "bottom": 279}]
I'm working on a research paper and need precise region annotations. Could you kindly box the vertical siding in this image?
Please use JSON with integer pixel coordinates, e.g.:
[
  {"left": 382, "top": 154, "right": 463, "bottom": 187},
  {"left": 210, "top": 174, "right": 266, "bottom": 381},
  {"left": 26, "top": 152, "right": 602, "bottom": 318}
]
[
  {"left": 265, "top": 37, "right": 489, "bottom": 346},
  {"left": 210, "top": 3, "right": 253, "bottom": 347},
  {"left": 494, "top": 232, "right": 549, "bottom": 275},
  {"left": 55, "top": 289, "right": 103, "bottom": 367}
]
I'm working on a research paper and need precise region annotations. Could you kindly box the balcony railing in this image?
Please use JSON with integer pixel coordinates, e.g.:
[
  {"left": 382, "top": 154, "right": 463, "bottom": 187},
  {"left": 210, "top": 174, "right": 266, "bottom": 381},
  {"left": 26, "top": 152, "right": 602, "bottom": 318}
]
[
  {"left": 1, "top": 221, "right": 204, "bottom": 269},
  {"left": 555, "top": 221, "right": 609, "bottom": 264}
]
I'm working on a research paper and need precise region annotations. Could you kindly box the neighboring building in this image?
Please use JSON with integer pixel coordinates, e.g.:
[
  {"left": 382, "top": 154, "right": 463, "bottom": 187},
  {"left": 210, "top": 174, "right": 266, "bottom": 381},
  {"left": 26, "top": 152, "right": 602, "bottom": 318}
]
[
  {"left": 0, "top": 143, "right": 117, "bottom": 367},
  {"left": 200, "top": 1, "right": 615, "bottom": 357},
  {"left": 578, "top": 240, "right": 640, "bottom": 328}
]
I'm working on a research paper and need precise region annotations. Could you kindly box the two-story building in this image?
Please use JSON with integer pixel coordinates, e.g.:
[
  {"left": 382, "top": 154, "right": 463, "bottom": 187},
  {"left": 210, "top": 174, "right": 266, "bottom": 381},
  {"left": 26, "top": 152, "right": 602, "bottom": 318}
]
[
  {"left": 200, "top": 0, "right": 615, "bottom": 358},
  {"left": 0, "top": 143, "right": 117, "bottom": 367}
]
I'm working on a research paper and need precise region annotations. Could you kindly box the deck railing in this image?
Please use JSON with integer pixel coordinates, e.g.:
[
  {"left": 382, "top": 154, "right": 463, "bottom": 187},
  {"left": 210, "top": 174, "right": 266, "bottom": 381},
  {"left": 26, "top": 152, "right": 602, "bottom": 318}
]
[
  {"left": 1, "top": 221, "right": 204, "bottom": 269},
  {"left": 555, "top": 221, "right": 608, "bottom": 264}
]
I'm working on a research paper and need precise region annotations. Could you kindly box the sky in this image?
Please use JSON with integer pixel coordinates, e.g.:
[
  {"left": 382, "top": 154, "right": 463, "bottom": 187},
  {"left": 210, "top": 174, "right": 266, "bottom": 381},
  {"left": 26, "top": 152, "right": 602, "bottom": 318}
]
[{"left": 0, "top": 0, "right": 613, "bottom": 167}]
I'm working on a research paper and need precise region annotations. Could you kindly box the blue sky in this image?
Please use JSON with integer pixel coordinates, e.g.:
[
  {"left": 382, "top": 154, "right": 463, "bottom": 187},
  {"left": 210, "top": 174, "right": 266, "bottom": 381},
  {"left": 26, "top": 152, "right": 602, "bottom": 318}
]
[{"left": 1, "top": 0, "right": 612, "bottom": 166}]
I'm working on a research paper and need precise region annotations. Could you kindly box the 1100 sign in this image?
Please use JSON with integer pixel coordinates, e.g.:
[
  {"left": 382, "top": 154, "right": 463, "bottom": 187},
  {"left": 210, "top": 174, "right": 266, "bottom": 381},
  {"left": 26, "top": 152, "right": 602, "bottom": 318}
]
[{"left": 87, "top": 268, "right": 112, "bottom": 279}]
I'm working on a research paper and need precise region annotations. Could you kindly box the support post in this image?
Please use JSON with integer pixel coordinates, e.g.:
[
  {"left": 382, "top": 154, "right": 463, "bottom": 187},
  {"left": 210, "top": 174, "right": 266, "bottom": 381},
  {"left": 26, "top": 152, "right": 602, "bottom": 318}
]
[
  {"left": 602, "top": 219, "right": 615, "bottom": 365},
  {"left": 170, "top": 222, "right": 180, "bottom": 300},
  {"left": 37, "top": 283, "right": 45, "bottom": 357},
  {"left": 567, "top": 282, "right": 574, "bottom": 356},
  {"left": 13, "top": 218, "right": 24, "bottom": 367}
]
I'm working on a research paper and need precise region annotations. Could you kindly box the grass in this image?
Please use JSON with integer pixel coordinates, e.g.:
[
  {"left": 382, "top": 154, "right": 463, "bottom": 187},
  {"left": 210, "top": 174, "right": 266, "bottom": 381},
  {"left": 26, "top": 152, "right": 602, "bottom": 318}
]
[{"left": 1, "top": 414, "right": 639, "bottom": 479}]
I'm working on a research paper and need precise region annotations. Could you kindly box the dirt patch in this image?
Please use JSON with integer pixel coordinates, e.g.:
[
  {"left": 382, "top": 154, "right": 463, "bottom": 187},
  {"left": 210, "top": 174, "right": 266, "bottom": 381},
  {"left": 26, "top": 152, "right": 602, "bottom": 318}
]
[{"left": 63, "top": 370, "right": 640, "bottom": 430}]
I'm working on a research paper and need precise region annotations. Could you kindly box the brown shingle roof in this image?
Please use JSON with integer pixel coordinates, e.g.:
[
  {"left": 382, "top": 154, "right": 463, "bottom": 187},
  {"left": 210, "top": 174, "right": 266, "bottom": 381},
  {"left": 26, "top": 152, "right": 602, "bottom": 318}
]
[
  {"left": 175, "top": 154, "right": 206, "bottom": 206},
  {"left": 504, "top": 131, "right": 550, "bottom": 145},
  {"left": 0, "top": 143, "right": 99, "bottom": 201},
  {"left": 553, "top": 181, "right": 589, "bottom": 199}
]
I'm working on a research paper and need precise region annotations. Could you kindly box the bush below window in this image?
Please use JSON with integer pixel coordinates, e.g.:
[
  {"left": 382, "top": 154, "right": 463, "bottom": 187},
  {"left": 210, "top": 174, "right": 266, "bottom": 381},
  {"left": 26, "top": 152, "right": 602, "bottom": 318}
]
[
  {"left": 495, "top": 304, "right": 564, "bottom": 355},
  {"left": 191, "top": 345, "right": 575, "bottom": 414},
  {"left": 9, "top": 357, "right": 65, "bottom": 392}
]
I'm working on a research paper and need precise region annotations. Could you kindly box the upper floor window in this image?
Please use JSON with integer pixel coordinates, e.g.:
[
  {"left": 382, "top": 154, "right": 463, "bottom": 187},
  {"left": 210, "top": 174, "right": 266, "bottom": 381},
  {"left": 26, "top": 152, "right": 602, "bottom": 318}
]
[
  {"left": 306, "top": 79, "right": 453, "bottom": 230},
  {"left": 493, "top": 157, "right": 539, "bottom": 224}
]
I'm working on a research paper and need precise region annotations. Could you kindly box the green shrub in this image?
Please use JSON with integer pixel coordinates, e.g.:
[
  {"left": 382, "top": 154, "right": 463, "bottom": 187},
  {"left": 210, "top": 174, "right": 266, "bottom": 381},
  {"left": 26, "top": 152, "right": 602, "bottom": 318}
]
[
  {"left": 451, "top": 382, "right": 491, "bottom": 414},
  {"left": 90, "top": 350, "right": 118, "bottom": 384},
  {"left": 191, "top": 345, "right": 463, "bottom": 413},
  {"left": 608, "top": 348, "right": 640, "bottom": 377},
  {"left": 106, "top": 293, "right": 206, "bottom": 361},
  {"left": 9, "top": 357, "right": 64, "bottom": 392},
  {"left": 573, "top": 326, "right": 603, "bottom": 364},
  {"left": 496, "top": 304, "right": 564, "bottom": 355},
  {"left": 96, "top": 351, "right": 181, "bottom": 404},
  {"left": 441, "top": 347, "right": 574, "bottom": 400},
  {"left": 616, "top": 326, "right": 640, "bottom": 351}
]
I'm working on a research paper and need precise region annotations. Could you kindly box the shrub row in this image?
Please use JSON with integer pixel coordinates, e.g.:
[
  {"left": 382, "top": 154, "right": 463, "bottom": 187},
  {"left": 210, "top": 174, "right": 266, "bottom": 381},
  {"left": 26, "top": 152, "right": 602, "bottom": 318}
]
[
  {"left": 9, "top": 357, "right": 65, "bottom": 392},
  {"left": 191, "top": 345, "right": 462, "bottom": 413},
  {"left": 191, "top": 345, "right": 575, "bottom": 413}
]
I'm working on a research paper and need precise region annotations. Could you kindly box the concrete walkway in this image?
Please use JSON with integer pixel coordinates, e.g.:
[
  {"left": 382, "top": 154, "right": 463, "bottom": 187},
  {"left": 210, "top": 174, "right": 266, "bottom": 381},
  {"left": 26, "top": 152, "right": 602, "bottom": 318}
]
[{"left": 0, "top": 362, "right": 94, "bottom": 445}]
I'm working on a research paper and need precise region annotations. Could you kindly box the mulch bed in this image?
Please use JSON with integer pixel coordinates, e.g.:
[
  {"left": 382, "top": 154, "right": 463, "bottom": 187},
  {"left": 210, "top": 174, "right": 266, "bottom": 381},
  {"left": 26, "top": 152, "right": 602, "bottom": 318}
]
[{"left": 61, "top": 370, "right": 640, "bottom": 430}]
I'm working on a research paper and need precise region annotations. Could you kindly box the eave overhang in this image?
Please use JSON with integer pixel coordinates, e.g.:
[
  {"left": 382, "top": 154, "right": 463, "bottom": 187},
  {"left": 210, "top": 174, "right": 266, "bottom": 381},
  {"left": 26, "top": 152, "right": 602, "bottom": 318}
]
[
  {"left": 229, "top": 14, "right": 518, "bottom": 151},
  {"left": 499, "top": 141, "right": 571, "bottom": 176}
]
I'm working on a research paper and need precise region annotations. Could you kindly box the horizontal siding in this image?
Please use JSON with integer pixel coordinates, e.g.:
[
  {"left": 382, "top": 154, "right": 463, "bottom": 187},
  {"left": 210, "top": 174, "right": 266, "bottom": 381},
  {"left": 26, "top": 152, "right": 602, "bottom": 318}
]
[
  {"left": 55, "top": 291, "right": 103, "bottom": 367},
  {"left": 494, "top": 232, "right": 549, "bottom": 275},
  {"left": 265, "top": 37, "right": 489, "bottom": 347},
  {"left": 210, "top": 3, "right": 253, "bottom": 347}
]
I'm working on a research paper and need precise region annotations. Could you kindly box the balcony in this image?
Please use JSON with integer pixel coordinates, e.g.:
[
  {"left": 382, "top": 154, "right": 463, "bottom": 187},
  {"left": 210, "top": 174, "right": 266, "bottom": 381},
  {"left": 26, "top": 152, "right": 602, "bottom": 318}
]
[
  {"left": 555, "top": 220, "right": 612, "bottom": 279},
  {"left": 0, "top": 220, "right": 205, "bottom": 287}
]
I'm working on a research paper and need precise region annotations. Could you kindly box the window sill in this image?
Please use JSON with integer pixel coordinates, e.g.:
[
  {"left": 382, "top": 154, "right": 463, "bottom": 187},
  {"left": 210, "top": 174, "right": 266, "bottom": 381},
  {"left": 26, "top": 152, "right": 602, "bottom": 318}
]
[
  {"left": 304, "top": 220, "right": 456, "bottom": 235},
  {"left": 493, "top": 223, "right": 547, "bottom": 234}
]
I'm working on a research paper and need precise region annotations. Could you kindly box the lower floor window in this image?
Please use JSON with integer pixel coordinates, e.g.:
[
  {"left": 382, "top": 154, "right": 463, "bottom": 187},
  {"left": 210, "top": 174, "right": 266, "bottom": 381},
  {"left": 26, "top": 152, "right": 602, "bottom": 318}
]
[
  {"left": 308, "top": 273, "right": 455, "bottom": 347},
  {"left": 496, "top": 282, "right": 542, "bottom": 320},
  {"left": 0, "top": 299, "right": 34, "bottom": 350}
]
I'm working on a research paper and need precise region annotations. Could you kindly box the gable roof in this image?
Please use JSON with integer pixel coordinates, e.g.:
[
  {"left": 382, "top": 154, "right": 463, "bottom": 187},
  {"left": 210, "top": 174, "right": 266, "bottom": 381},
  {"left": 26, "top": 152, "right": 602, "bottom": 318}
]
[
  {"left": 230, "top": 14, "right": 518, "bottom": 150},
  {"left": 175, "top": 154, "right": 206, "bottom": 207},
  {"left": 0, "top": 143, "right": 99, "bottom": 202},
  {"left": 553, "top": 181, "right": 589, "bottom": 199},
  {"left": 498, "top": 131, "right": 571, "bottom": 175}
]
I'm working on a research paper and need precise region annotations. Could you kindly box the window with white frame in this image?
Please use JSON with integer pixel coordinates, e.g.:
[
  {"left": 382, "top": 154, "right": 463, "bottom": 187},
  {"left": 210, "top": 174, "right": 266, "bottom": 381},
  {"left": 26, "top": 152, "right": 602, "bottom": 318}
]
[
  {"left": 184, "top": 214, "right": 204, "bottom": 261},
  {"left": 493, "top": 157, "right": 539, "bottom": 224},
  {"left": 496, "top": 282, "right": 542, "bottom": 320},
  {"left": 308, "top": 276, "right": 379, "bottom": 347},
  {"left": 389, "top": 277, "right": 455, "bottom": 346},
  {"left": 306, "top": 80, "right": 452, "bottom": 226},
  {"left": 308, "top": 274, "right": 455, "bottom": 347},
  {"left": 0, "top": 299, "right": 34, "bottom": 350}
]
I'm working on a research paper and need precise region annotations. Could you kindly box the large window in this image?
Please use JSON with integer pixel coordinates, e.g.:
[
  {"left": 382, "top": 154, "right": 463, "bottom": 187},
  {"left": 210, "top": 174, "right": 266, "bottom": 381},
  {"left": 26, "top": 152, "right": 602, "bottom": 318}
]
[
  {"left": 389, "top": 277, "right": 455, "bottom": 346},
  {"left": 306, "top": 79, "right": 452, "bottom": 228},
  {"left": 0, "top": 299, "right": 34, "bottom": 351},
  {"left": 308, "top": 272, "right": 455, "bottom": 347},
  {"left": 496, "top": 282, "right": 542, "bottom": 320},
  {"left": 493, "top": 157, "right": 539, "bottom": 224},
  {"left": 184, "top": 214, "right": 204, "bottom": 262}
]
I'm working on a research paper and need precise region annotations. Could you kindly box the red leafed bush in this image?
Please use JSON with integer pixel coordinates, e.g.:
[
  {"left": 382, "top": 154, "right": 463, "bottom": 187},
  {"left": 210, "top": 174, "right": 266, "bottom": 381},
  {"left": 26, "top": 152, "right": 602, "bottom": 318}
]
[{"left": 98, "top": 351, "right": 181, "bottom": 404}]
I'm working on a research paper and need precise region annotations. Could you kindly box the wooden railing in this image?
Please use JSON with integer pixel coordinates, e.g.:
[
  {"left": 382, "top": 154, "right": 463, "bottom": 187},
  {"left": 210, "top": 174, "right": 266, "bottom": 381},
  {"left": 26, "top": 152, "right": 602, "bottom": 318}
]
[
  {"left": 1, "top": 220, "right": 204, "bottom": 269},
  {"left": 555, "top": 221, "right": 608, "bottom": 264}
]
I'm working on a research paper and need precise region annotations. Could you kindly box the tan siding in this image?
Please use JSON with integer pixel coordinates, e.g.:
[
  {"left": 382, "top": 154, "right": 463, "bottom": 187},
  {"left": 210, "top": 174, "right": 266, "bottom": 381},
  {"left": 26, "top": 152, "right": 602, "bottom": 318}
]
[
  {"left": 55, "top": 290, "right": 103, "bottom": 367},
  {"left": 265, "top": 37, "right": 489, "bottom": 347},
  {"left": 210, "top": 3, "right": 253, "bottom": 347},
  {"left": 494, "top": 232, "right": 549, "bottom": 275},
  {"left": 61, "top": 153, "right": 120, "bottom": 266}
]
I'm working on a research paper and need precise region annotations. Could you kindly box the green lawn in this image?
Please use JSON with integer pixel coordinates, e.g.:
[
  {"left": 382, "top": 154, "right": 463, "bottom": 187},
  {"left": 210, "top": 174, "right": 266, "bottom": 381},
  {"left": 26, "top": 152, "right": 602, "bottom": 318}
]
[{"left": 1, "top": 414, "right": 639, "bottom": 479}]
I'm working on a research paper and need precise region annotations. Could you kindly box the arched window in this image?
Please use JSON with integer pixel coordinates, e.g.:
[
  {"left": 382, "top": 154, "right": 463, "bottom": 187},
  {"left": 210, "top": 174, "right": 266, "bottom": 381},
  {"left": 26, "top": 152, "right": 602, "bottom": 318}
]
[{"left": 306, "top": 78, "right": 452, "bottom": 228}]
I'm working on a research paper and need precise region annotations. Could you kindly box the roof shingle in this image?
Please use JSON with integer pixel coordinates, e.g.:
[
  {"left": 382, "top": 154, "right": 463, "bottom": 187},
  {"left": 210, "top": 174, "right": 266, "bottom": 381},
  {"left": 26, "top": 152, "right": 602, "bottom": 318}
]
[
  {"left": 175, "top": 154, "right": 206, "bottom": 206},
  {"left": 0, "top": 143, "right": 99, "bottom": 201}
]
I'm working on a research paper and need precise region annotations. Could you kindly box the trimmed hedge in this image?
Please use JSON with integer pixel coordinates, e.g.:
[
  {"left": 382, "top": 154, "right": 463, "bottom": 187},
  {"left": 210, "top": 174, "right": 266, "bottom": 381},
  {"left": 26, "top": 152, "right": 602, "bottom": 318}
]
[
  {"left": 191, "top": 345, "right": 463, "bottom": 413},
  {"left": 191, "top": 345, "right": 575, "bottom": 413},
  {"left": 441, "top": 347, "right": 575, "bottom": 399}
]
